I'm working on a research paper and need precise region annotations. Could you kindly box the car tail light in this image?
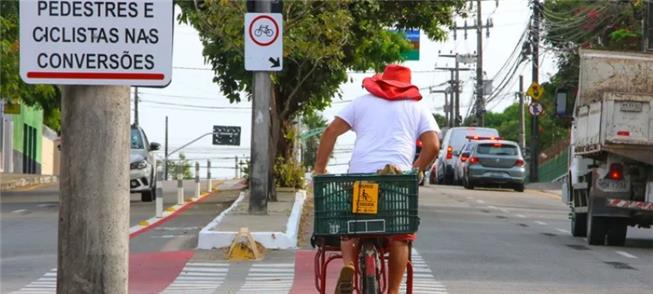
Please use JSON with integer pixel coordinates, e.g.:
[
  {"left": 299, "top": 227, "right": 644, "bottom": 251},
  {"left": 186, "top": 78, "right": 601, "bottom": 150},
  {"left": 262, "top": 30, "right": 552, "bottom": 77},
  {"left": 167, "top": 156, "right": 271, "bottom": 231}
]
[
  {"left": 617, "top": 131, "right": 630, "bottom": 136},
  {"left": 446, "top": 146, "right": 453, "bottom": 159},
  {"left": 493, "top": 143, "right": 502, "bottom": 147},
  {"left": 608, "top": 163, "right": 623, "bottom": 180},
  {"left": 515, "top": 159, "right": 525, "bottom": 167},
  {"left": 469, "top": 157, "right": 480, "bottom": 165}
]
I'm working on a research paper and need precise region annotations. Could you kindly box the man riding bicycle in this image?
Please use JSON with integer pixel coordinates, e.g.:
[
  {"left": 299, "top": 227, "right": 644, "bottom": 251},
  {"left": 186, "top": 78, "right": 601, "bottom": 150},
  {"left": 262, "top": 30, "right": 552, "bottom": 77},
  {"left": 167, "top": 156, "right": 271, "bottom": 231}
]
[{"left": 314, "top": 64, "right": 440, "bottom": 294}]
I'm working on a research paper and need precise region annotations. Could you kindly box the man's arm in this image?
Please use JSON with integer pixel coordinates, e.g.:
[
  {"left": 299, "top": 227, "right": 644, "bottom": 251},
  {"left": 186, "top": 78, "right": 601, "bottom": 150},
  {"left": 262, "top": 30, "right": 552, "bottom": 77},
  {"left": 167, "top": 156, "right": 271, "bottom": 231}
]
[
  {"left": 314, "top": 118, "right": 351, "bottom": 174},
  {"left": 413, "top": 131, "right": 440, "bottom": 172}
]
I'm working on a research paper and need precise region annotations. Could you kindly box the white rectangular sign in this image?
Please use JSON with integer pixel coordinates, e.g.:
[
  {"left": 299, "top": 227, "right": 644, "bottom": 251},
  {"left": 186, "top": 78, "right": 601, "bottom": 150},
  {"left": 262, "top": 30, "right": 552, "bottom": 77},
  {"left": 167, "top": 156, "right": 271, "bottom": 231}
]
[
  {"left": 244, "top": 13, "right": 283, "bottom": 71},
  {"left": 19, "top": 0, "right": 173, "bottom": 86}
]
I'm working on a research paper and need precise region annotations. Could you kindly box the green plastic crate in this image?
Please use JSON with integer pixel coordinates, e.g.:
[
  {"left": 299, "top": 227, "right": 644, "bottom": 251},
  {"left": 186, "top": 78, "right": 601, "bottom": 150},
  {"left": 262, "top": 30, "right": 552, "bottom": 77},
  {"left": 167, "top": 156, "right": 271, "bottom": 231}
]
[{"left": 313, "top": 172, "right": 419, "bottom": 236}]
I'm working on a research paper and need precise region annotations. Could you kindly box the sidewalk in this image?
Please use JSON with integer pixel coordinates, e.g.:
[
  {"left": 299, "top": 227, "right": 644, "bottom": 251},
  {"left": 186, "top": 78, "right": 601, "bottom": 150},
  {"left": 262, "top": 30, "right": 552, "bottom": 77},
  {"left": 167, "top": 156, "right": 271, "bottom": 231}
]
[
  {"left": 0, "top": 173, "right": 58, "bottom": 191},
  {"left": 198, "top": 188, "right": 307, "bottom": 250},
  {"left": 526, "top": 182, "right": 562, "bottom": 197}
]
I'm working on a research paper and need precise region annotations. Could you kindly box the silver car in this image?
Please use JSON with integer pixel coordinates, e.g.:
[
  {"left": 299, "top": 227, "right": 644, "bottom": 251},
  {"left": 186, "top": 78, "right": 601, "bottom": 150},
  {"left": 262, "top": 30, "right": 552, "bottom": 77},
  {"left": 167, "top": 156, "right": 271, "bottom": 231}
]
[
  {"left": 130, "top": 125, "right": 160, "bottom": 202},
  {"left": 461, "top": 140, "right": 526, "bottom": 192}
]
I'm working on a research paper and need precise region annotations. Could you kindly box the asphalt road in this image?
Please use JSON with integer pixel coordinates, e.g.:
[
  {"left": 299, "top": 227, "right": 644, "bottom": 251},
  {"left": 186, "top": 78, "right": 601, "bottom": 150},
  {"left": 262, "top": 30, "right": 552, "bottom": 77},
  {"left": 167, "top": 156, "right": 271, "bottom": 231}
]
[
  {"left": 416, "top": 184, "right": 653, "bottom": 293},
  {"left": 0, "top": 179, "right": 217, "bottom": 293}
]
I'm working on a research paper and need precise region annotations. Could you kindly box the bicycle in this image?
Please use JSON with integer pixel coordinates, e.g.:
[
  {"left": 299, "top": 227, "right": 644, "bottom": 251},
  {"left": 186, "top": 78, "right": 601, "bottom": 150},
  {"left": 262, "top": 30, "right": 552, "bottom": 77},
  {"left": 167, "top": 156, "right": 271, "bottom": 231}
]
[
  {"left": 254, "top": 25, "right": 274, "bottom": 37},
  {"left": 312, "top": 171, "right": 420, "bottom": 294}
]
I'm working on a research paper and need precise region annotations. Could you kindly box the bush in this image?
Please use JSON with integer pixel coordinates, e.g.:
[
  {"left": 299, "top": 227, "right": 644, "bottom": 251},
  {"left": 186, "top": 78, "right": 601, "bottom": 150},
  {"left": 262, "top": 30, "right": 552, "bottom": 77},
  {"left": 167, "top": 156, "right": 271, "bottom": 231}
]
[{"left": 274, "top": 157, "right": 306, "bottom": 189}]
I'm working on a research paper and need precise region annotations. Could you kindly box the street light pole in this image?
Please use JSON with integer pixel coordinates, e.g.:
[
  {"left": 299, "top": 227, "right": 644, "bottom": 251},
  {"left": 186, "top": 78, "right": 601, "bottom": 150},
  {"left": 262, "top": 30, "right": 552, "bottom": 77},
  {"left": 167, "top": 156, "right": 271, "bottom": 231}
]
[
  {"left": 58, "top": 85, "right": 130, "bottom": 294},
  {"left": 249, "top": 0, "right": 272, "bottom": 214}
]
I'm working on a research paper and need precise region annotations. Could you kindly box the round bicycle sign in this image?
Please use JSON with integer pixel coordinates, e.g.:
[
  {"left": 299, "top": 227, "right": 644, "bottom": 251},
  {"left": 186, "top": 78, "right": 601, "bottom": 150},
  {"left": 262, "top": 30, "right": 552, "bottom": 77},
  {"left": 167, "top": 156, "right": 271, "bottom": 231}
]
[{"left": 248, "top": 15, "right": 279, "bottom": 46}]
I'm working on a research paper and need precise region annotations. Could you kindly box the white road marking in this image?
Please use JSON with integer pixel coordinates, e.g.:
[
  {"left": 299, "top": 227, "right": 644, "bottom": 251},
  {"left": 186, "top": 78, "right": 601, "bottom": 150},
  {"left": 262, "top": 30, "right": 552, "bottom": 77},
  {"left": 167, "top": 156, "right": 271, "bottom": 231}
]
[
  {"left": 499, "top": 208, "right": 510, "bottom": 213},
  {"left": 534, "top": 221, "right": 548, "bottom": 226},
  {"left": 488, "top": 205, "right": 498, "bottom": 209},
  {"left": 11, "top": 209, "right": 28, "bottom": 214},
  {"left": 10, "top": 269, "right": 57, "bottom": 294},
  {"left": 476, "top": 200, "right": 486, "bottom": 204},
  {"left": 466, "top": 197, "right": 473, "bottom": 200},
  {"left": 515, "top": 214, "right": 526, "bottom": 218},
  {"left": 615, "top": 251, "right": 638, "bottom": 259},
  {"left": 556, "top": 228, "right": 571, "bottom": 234},
  {"left": 161, "top": 262, "right": 228, "bottom": 294},
  {"left": 399, "top": 249, "right": 450, "bottom": 294},
  {"left": 238, "top": 263, "right": 295, "bottom": 294}
]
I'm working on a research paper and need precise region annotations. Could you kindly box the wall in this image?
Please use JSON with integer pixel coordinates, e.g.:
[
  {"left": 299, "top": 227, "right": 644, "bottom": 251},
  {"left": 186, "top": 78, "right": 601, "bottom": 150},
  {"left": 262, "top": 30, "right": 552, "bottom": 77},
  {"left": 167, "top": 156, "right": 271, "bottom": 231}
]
[
  {"left": 41, "top": 126, "right": 60, "bottom": 175},
  {"left": 12, "top": 104, "right": 43, "bottom": 174}
]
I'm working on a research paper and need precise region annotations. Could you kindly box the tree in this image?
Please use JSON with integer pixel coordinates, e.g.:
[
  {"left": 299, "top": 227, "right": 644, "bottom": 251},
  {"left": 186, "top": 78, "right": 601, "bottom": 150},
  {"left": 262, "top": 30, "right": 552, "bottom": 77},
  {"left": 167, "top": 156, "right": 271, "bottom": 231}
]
[
  {"left": 178, "top": 1, "right": 463, "bottom": 158},
  {"left": 1, "top": 1, "right": 61, "bottom": 131},
  {"left": 432, "top": 113, "right": 446, "bottom": 129},
  {"left": 301, "top": 111, "right": 327, "bottom": 170}
]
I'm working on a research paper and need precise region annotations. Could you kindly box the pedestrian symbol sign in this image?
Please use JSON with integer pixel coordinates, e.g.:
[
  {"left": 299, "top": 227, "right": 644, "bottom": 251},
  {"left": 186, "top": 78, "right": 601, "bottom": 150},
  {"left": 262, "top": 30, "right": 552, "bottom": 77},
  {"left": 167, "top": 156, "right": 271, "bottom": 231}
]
[
  {"left": 527, "top": 82, "right": 544, "bottom": 100},
  {"left": 245, "top": 13, "right": 283, "bottom": 71},
  {"left": 352, "top": 181, "right": 379, "bottom": 215},
  {"left": 529, "top": 102, "right": 544, "bottom": 116}
]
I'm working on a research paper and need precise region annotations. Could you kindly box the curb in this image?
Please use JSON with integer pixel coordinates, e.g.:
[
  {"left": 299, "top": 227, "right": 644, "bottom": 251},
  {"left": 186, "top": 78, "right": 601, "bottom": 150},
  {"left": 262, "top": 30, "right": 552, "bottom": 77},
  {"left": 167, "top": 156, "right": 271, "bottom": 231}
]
[
  {"left": 1, "top": 175, "right": 58, "bottom": 191},
  {"left": 197, "top": 190, "right": 307, "bottom": 250}
]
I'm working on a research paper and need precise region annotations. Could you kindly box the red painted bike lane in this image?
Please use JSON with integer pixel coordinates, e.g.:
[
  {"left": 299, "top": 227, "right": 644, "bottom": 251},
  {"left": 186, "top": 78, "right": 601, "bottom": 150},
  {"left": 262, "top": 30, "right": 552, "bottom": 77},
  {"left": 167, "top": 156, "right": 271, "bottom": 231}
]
[
  {"left": 290, "top": 249, "right": 343, "bottom": 294},
  {"left": 129, "top": 251, "right": 193, "bottom": 294}
]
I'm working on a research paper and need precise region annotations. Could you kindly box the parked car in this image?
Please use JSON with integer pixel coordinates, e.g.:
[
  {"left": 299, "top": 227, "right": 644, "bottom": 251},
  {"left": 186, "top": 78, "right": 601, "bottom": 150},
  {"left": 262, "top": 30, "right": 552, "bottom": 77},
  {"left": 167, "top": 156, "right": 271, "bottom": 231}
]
[
  {"left": 130, "top": 125, "right": 160, "bottom": 202},
  {"left": 435, "top": 127, "right": 500, "bottom": 184},
  {"left": 453, "top": 140, "right": 477, "bottom": 185},
  {"left": 461, "top": 139, "right": 526, "bottom": 192}
]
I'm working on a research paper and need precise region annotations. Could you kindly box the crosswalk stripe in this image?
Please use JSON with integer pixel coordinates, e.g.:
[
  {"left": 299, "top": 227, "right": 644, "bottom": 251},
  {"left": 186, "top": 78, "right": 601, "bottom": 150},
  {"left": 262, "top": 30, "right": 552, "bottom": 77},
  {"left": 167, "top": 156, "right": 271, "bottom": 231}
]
[{"left": 160, "top": 262, "right": 228, "bottom": 294}]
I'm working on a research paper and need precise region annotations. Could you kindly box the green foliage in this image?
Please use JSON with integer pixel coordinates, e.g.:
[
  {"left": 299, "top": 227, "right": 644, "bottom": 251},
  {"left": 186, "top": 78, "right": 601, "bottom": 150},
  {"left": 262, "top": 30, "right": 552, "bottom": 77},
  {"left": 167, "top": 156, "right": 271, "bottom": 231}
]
[
  {"left": 301, "top": 112, "right": 328, "bottom": 169},
  {"left": 432, "top": 113, "right": 446, "bottom": 129},
  {"left": 274, "top": 157, "right": 305, "bottom": 189},
  {"left": 0, "top": 1, "right": 61, "bottom": 131},
  {"left": 177, "top": 0, "right": 464, "bottom": 163},
  {"left": 168, "top": 153, "right": 194, "bottom": 180},
  {"left": 239, "top": 159, "right": 251, "bottom": 182}
]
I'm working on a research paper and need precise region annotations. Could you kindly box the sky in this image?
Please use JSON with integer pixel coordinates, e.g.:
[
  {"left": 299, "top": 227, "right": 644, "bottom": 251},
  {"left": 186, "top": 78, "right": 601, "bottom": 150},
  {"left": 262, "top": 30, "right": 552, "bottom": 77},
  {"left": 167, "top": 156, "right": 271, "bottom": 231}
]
[{"left": 133, "top": 0, "right": 559, "bottom": 177}]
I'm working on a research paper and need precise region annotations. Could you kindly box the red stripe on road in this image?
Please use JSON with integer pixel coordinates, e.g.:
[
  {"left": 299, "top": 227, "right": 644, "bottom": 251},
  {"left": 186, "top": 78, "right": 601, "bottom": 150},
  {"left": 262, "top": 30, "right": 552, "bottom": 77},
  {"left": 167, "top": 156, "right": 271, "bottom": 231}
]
[
  {"left": 290, "top": 249, "right": 343, "bottom": 294},
  {"left": 129, "top": 251, "right": 193, "bottom": 294},
  {"left": 27, "top": 71, "right": 165, "bottom": 80}
]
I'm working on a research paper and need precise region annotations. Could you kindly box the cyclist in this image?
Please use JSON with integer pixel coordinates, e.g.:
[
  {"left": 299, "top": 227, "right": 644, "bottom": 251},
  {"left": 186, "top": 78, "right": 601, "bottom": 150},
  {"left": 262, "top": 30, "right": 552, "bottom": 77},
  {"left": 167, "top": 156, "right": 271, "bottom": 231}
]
[{"left": 314, "top": 64, "right": 440, "bottom": 294}]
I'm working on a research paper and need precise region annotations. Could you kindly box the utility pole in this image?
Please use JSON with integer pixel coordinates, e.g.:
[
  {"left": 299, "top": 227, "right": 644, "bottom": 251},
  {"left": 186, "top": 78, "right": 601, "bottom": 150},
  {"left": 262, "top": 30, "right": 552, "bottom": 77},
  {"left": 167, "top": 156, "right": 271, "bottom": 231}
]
[
  {"left": 530, "top": 0, "right": 540, "bottom": 182},
  {"left": 435, "top": 63, "right": 473, "bottom": 127},
  {"left": 518, "top": 75, "right": 526, "bottom": 151},
  {"left": 475, "top": 0, "right": 485, "bottom": 126},
  {"left": 645, "top": 1, "right": 652, "bottom": 52},
  {"left": 429, "top": 88, "right": 452, "bottom": 127},
  {"left": 164, "top": 116, "right": 169, "bottom": 180},
  {"left": 451, "top": 1, "right": 494, "bottom": 126},
  {"left": 249, "top": 0, "right": 272, "bottom": 214},
  {"left": 58, "top": 85, "right": 130, "bottom": 294},
  {"left": 134, "top": 86, "right": 139, "bottom": 126}
]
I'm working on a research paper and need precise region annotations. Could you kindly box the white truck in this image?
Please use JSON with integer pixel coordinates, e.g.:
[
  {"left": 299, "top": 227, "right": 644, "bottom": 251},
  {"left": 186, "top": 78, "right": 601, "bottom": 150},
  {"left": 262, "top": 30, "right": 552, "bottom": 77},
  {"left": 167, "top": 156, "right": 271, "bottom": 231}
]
[{"left": 563, "top": 49, "right": 653, "bottom": 246}]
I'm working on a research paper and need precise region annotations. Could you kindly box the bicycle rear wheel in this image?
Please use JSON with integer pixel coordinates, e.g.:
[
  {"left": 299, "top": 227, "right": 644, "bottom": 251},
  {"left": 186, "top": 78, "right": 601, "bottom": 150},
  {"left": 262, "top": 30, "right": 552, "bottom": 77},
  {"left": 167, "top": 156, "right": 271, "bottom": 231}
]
[{"left": 359, "top": 242, "right": 379, "bottom": 294}]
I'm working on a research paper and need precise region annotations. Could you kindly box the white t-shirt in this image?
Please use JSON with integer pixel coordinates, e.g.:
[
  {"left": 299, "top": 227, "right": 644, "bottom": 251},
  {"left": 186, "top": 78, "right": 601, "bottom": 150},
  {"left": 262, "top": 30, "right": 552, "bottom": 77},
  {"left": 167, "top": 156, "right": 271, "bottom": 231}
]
[{"left": 337, "top": 94, "right": 440, "bottom": 173}]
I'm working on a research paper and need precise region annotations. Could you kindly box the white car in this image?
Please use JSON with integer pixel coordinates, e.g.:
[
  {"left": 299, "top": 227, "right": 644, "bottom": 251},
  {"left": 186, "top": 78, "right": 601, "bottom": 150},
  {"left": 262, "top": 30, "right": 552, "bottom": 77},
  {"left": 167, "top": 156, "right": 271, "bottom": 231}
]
[{"left": 130, "top": 125, "right": 160, "bottom": 202}]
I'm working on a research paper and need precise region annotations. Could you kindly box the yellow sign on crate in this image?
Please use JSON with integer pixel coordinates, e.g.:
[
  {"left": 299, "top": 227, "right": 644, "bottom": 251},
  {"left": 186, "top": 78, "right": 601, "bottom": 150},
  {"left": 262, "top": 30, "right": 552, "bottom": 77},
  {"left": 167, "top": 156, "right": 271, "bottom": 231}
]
[{"left": 352, "top": 181, "right": 379, "bottom": 214}]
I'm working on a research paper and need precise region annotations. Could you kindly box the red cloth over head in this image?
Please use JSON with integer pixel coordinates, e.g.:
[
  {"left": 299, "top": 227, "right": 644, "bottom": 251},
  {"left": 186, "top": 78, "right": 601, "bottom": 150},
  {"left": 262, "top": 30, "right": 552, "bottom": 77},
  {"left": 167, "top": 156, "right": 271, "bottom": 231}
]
[{"left": 362, "top": 64, "right": 422, "bottom": 101}]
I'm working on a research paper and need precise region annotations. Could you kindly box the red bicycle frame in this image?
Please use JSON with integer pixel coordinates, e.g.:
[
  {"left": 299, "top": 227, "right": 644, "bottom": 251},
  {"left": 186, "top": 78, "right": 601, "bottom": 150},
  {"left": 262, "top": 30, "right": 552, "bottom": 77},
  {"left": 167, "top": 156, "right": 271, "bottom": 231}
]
[{"left": 313, "top": 236, "right": 414, "bottom": 294}]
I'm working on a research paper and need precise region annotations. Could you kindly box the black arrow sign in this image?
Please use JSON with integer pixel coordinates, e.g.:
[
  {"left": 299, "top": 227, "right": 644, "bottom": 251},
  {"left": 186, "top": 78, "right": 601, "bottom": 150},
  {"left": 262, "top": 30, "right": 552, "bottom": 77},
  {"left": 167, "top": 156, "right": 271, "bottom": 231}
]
[{"left": 269, "top": 57, "right": 280, "bottom": 68}]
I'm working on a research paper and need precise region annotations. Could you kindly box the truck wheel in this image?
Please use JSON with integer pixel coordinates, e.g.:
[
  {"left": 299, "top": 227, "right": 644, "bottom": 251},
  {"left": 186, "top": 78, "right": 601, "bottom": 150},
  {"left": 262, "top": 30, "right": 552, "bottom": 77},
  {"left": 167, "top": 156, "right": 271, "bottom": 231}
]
[
  {"left": 587, "top": 210, "right": 607, "bottom": 245},
  {"left": 571, "top": 212, "right": 587, "bottom": 237},
  {"left": 606, "top": 220, "right": 627, "bottom": 246}
]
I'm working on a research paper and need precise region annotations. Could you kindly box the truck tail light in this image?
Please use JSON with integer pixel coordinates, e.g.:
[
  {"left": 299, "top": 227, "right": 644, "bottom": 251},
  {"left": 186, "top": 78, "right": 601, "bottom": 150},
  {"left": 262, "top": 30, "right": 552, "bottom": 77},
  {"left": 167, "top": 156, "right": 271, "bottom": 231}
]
[
  {"left": 469, "top": 157, "right": 480, "bottom": 165},
  {"left": 515, "top": 159, "right": 525, "bottom": 167},
  {"left": 608, "top": 163, "right": 623, "bottom": 180},
  {"left": 446, "top": 146, "right": 453, "bottom": 159}
]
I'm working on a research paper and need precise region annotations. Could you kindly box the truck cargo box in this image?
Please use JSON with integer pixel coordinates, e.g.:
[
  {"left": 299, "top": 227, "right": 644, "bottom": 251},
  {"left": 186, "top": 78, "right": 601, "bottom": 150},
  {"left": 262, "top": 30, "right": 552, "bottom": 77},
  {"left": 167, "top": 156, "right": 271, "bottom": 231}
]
[{"left": 573, "top": 50, "right": 653, "bottom": 164}]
